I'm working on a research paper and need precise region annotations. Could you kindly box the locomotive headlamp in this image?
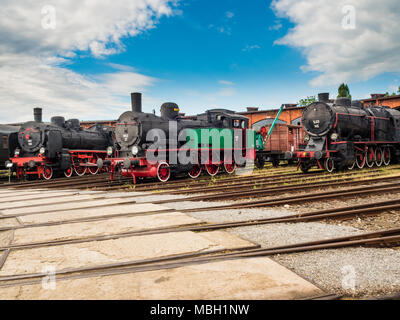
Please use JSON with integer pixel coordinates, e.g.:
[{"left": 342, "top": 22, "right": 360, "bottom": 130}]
[
  {"left": 131, "top": 146, "right": 139, "bottom": 156},
  {"left": 14, "top": 149, "right": 20, "bottom": 156},
  {"left": 331, "top": 133, "right": 339, "bottom": 141},
  {"left": 39, "top": 147, "right": 46, "bottom": 154},
  {"left": 5, "top": 161, "right": 13, "bottom": 168},
  {"left": 107, "top": 146, "right": 113, "bottom": 156},
  {"left": 304, "top": 135, "right": 310, "bottom": 142}
]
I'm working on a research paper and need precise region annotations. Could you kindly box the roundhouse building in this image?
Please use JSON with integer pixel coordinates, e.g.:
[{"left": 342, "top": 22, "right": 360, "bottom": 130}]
[
  {"left": 237, "top": 104, "right": 305, "bottom": 128},
  {"left": 362, "top": 93, "right": 400, "bottom": 110}
]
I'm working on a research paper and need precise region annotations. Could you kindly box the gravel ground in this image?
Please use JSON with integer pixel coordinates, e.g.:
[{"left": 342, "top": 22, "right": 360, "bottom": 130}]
[{"left": 181, "top": 203, "right": 400, "bottom": 297}]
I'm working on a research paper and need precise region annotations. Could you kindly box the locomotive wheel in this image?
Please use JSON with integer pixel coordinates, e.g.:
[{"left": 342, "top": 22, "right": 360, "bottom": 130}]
[
  {"left": 365, "top": 147, "right": 375, "bottom": 168},
  {"left": 383, "top": 147, "right": 391, "bottom": 166},
  {"left": 157, "top": 162, "right": 171, "bottom": 183},
  {"left": 325, "top": 158, "right": 335, "bottom": 173},
  {"left": 64, "top": 167, "right": 74, "bottom": 178},
  {"left": 42, "top": 166, "right": 53, "bottom": 180},
  {"left": 255, "top": 157, "right": 265, "bottom": 169},
  {"left": 205, "top": 164, "right": 219, "bottom": 176},
  {"left": 347, "top": 160, "right": 356, "bottom": 170},
  {"left": 74, "top": 166, "right": 87, "bottom": 176},
  {"left": 88, "top": 158, "right": 99, "bottom": 175},
  {"left": 88, "top": 165, "right": 99, "bottom": 175},
  {"left": 223, "top": 162, "right": 236, "bottom": 174},
  {"left": 271, "top": 159, "right": 280, "bottom": 167},
  {"left": 188, "top": 164, "right": 202, "bottom": 179},
  {"left": 300, "top": 162, "right": 311, "bottom": 173},
  {"left": 355, "top": 151, "right": 366, "bottom": 169},
  {"left": 375, "top": 147, "right": 384, "bottom": 167}
]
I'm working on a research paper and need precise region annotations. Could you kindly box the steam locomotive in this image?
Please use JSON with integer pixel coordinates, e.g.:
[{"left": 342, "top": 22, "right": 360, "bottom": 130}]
[
  {"left": 7, "top": 108, "right": 113, "bottom": 180},
  {"left": 98, "top": 93, "right": 260, "bottom": 183},
  {"left": 287, "top": 93, "right": 400, "bottom": 173}
]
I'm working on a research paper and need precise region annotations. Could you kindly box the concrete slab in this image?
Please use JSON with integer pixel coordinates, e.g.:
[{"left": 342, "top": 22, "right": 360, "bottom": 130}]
[
  {"left": 12, "top": 212, "right": 200, "bottom": 245},
  {"left": 18, "top": 202, "right": 171, "bottom": 225},
  {"left": 0, "top": 192, "right": 76, "bottom": 202},
  {"left": 2, "top": 198, "right": 140, "bottom": 216},
  {"left": 0, "top": 257, "right": 324, "bottom": 299},
  {"left": 0, "top": 194, "right": 111, "bottom": 209},
  {"left": 0, "top": 231, "right": 254, "bottom": 276}
]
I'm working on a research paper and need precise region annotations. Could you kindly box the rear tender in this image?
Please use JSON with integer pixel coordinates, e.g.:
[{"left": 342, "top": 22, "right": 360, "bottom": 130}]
[{"left": 290, "top": 92, "right": 400, "bottom": 173}]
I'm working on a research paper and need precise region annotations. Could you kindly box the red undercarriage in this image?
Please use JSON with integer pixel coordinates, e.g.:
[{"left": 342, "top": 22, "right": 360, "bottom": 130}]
[
  {"left": 293, "top": 141, "right": 394, "bottom": 171},
  {"left": 10, "top": 150, "right": 107, "bottom": 180},
  {"left": 106, "top": 148, "right": 256, "bottom": 183}
]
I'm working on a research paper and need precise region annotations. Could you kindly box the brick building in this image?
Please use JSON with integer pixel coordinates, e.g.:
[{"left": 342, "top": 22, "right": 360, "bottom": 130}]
[
  {"left": 238, "top": 104, "right": 305, "bottom": 128},
  {"left": 362, "top": 94, "right": 400, "bottom": 110}
]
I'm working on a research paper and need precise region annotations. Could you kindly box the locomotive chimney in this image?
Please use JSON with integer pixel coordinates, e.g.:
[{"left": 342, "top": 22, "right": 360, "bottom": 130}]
[
  {"left": 131, "top": 92, "right": 142, "bottom": 113},
  {"left": 34, "top": 108, "right": 42, "bottom": 122},
  {"left": 318, "top": 93, "right": 330, "bottom": 102}
]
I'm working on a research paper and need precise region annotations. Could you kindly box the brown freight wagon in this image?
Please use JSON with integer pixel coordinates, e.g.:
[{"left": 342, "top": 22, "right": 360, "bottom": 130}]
[{"left": 255, "top": 123, "right": 306, "bottom": 168}]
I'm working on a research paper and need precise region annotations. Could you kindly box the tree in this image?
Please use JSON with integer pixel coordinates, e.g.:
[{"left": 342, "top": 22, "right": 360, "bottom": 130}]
[
  {"left": 338, "top": 83, "right": 351, "bottom": 99},
  {"left": 298, "top": 96, "right": 316, "bottom": 106},
  {"left": 385, "top": 87, "right": 400, "bottom": 96}
]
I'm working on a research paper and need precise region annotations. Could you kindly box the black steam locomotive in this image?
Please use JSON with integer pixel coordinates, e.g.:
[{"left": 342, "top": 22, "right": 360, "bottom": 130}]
[
  {"left": 8, "top": 108, "right": 113, "bottom": 180},
  {"left": 288, "top": 93, "right": 400, "bottom": 172},
  {"left": 98, "top": 92, "right": 253, "bottom": 182}
]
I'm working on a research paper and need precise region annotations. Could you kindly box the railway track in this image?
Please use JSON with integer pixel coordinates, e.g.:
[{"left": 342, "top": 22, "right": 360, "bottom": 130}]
[
  {"left": 2, "top": 196, "right": 400, "bottom": 249},
  {"left": 1, "top": 226, "right": 399, "bottom": 288}
]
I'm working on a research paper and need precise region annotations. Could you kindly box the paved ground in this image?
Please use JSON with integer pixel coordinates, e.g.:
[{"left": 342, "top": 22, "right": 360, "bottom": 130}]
[{"left": 0, "top": 187, "right": 323, "bottom": 300}]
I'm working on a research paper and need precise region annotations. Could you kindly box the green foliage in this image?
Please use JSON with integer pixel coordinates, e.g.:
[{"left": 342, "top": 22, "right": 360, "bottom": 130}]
[
  {"left": 338, "top": 83, "right": 351, "bottom": 99},
  {"left": 385, "top": 87, "right": 400, "bottom": 96},
  {"left": 298, "top": 96, "right": 316, "bottom": 106}
]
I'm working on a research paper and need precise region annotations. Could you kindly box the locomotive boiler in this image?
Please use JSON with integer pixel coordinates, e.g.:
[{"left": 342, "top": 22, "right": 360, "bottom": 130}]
[
  {"left": 8, "top": 108, "right": 113, "bottom": 180},
  {"left": 289, "top": 93, "right": 400, "bottom": 172},
  {"left": 98, "top": 92, "right": 256, "bottom": 183}
]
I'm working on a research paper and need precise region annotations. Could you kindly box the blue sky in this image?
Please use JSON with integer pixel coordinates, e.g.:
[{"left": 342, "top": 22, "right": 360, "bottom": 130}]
[
  {"left": 2, "top": 0, "right": 400, "bottom": 121},
  {"left": 65, "top": 0, "right": 399, "bottom": 116},
  {"left": 67, "top": 0, "right": 310, "bottom": 114}
]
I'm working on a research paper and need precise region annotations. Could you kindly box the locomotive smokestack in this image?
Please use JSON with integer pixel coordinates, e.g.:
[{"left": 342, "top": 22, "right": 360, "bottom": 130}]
[
  {"left": 131, "top": 92, "right": 142, "bottom": 113},
  {"left": 318, "top": 93, "right": 330, "bottom": 102},
  {"left": 34, "top": 108, "right": 42, "bottom": 122}
]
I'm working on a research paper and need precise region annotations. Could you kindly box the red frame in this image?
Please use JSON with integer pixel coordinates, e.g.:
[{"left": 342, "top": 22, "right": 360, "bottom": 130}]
[{"left": 10, "top": 149, "right": 107, "bottom": 179}]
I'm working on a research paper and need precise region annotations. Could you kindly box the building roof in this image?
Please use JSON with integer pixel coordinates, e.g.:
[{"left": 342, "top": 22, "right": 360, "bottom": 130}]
[
  {"left": 238, "top": 105, "right": 305, "bottom": 115},
  {"left": 362, "top": 94, "right": 400, "bottom": 102}
]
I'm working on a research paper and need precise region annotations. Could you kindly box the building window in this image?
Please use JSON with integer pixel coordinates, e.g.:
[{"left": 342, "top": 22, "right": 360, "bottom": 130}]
[{"left": 291, "top": 117, "right": 302, "bottom": 126}]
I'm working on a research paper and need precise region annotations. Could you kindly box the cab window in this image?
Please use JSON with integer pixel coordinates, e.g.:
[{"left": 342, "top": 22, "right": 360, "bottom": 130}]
[{"left": 2, "top": 136, "right": 8, "bottom": 149}]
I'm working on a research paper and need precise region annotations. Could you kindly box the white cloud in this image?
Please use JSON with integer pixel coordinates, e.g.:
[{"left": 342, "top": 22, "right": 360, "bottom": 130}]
[
  {"left": 268, "top": 21, "right": 282, "bottom": 31},
  {"left": 272, "top": 0, "right": 400, "bottom": 86},
  {"left": 242, "top": 45, "right": 261, "bottom": 52},
  {"left": 226, "top": 11, "right": 235, "bottom": 19},
  {"left": 0, "top": 54, "right": 157, "bottom": 122},
  {"left": 0, "top": 0, "right": 178, "bottom": 122},
  {"left": 0, "top": 0, "right": 177, "bottom": 57},
  {"left": 218, "top": 80, "right": 234, "bottom": 86},
  {"left": 216, "top": 88, "right": 236, "bottom": 97}
]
